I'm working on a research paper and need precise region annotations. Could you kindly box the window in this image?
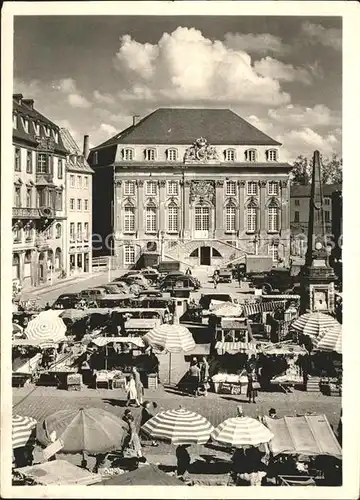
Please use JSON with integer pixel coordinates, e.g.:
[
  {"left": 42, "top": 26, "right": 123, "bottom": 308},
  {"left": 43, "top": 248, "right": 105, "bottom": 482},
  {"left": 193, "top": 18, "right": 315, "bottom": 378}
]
[
  {"left": 44, "top": 126, "right": 50, "bottom": 137},
  {"left": 324, "top": 198, "right": 330, "bottom": 205},
  {"left": 53, "top": 130, "right": 58, "bottom": 143},
  {"left": 55, "top": 223, "right": 62, "bottom": 239},
  {"left": 84, "top": 222, "right": 89, "bottom": 240},
  {"left": 14, "top": 147, "right": 21, "bottom": 171},
  {"left": 246, "top": 149, "right": 257, "bottom": 162},
  {"left": 122, "top": 148, "right": 134, "bottom": 161},
  {"left": 77, "top": 222, "right": 82, "bottom": 241},
  {"left": 33, "top": 122, "right": 40, "bottom": 135},
  {"left": 294, "top": 211, "right": 300, "bottom": 223},
  {"left": 70, "top": 198, "right": 75, "bottom": 211},
  {"left": 269, "top": 242, "right": 279, "bottom": 262},
  {"left": 168, "top": 181, "right": 179, "bottom": 196},
  {"left": 57, "top": 159, "right": 63, "bottom": 179},
  {"left": 268, "top": 202, "right": 280, "bottom": 232},
  {"left": 25, "top": 227, "right": 32, "bottom": 241},
  {"left": 124, "top": 245, "right": 135, "bottom": 265},
  {"left": 168, "top": 204, "right": 178, "bottom": 232},
  {"left": 14, "top": 186, "right": 21, "bottom": 207},
  {"left": 294, "top": 199, "right": 300, "bottom": 206},
  {"left": 167, "top": 149, "right": 177, "bottom": 161},
  {"left": 267, "top": 149, "right": 278, "bottom": 161},
  {"left": 70, "top": 175, "right": 75, "bottom": 187},
  {"left": 226, "top": 181, "right": 236, "bottom": 196},
  {"left": 77, "top": 199, "right": 82, "bottom": 211},
  {"left": 247, "top": 181, "right": 258, "bottom": 196},
  {"left": 22, "top": 118, "right": 29, "bottom": 133},
  {"left": 324, "top": 210, "right": 331, "bottom": 223},
  {"left": 36, "top": 153, "right": 48, "bottom": 174},
  {"left": 84, "top": 199, "right": 89, "bottom": 211},
  {"left": 145, "top": 206, "right": 157, "bottom": 233},
  {"left": 226, "top": 204, "right": 236, "bottom": 232},
  {"left": 146, "top": 181, "right": 157, "bottom": 196},
  {"left": 145, "top": 148, "right": 156, "bottom": 161},
  {"left": 225, "top": 149, "right": 236, "bottom": 162},
  {"left": 55, "top": 191, "right": 63, "bottom": 211},
  {"left": 70, "top": 223, "right": 75, "bottom": 241},
  {"left": 13, "top": 114, "right": 17, "bottom": 129},
  {"left": 77, "top": 175, "right": 82, "bottom": 188},
  {"left": 26, "top": 150, "right": 33, "bottom": 173},
  {"left": 93, "top": 151, "right": 98, "bottom": 164},
  {"left": 195, "top": 206, "right": 210, "bottom": 231},
  {"left": 246, "top": 202, "right": 257, "bottom": 232},
  {"left": 13, "top": 228, "right": 21, "bottom": 243},
  {"left": 268, "top": 181, "right": 279, "bottom": 196},
  {"left": 124, "top": 181, "right": 135, "bottom": 196},
  {"left": 84, "top": 176, "right": 89, "bottom": 188},
  {"left": 26, "top": 188, "right": 32, "bottom": 208},
  {"left": 124, "top": 205, "right": 136, "bottom": 233}
]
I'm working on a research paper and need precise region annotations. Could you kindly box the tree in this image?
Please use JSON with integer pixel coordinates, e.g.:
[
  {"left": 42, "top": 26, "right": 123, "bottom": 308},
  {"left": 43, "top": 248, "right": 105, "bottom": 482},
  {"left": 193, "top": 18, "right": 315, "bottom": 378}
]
[{"left": 290, "top": 153, "right": 342, "bottom": 185}]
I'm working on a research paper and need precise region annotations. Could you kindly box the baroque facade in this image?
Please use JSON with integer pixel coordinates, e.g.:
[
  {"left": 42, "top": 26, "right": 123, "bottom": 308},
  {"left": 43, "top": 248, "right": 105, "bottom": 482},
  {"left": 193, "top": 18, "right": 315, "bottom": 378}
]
[
  {"left": 89, "top": 108, "right": 293, "bottom": 269},
  {"left": 12, "top": 94, "right": 68, "bottom": 287}
]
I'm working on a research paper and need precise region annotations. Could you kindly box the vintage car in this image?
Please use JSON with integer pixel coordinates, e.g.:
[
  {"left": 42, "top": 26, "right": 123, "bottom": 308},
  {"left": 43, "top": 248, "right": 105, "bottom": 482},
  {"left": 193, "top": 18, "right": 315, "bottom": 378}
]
[
  {"left": 52, "top": 293, "right": 82, "bottom": 309},
  {"left": 249, "top": 268, "right": 301, "bottom": 294},
  {"left": 217, "top": 269, "right": 232, "bottom": 283}
]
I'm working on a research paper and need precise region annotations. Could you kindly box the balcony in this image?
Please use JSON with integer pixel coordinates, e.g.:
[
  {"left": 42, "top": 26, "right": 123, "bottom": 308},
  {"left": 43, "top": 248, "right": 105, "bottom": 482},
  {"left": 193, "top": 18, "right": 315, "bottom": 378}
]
[
  {"left": 36, "top": 172, "right": 54, "bottom": 185},
  {"left": 13, "top": 207, "right": 41, "bottom": 219}
]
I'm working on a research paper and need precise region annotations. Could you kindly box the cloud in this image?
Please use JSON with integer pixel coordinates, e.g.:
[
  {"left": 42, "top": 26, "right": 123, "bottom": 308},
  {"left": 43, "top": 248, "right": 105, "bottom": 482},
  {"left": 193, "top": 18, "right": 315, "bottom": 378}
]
[
  {"left": 93, "top": 90, "right": 116, "bottom": 105},
  {"left": 278, "top": 128, "right": 340, "bottom": 161},
  {"left": 67, "top": 93, "right": 91, "bottom": 108},
  {"left": 99, "top": 123, "right": 117, "bottom": 136},
  {"left": 254, "top": 57, "right": 314, "bottom": 85},
  {"left": 56, "top": 78, "right": 77, "bottom": 93},
  {"left": 301, "top": 22, "right": 341, "bottom": 51},
  {"left": 224, "top": 32, "right": 290, "bottom": 55},
  {"left": 53, "top": 77, "right": 92, "bottom": 108},
  {"left": 268, "top": 104, "right": 341, "bottom": 129},
  {"left": 13, "top": 78, "right": 42, "bottom": 97},
  {"left": 113, "top": 27, "right": 290, "bottom": 107}
]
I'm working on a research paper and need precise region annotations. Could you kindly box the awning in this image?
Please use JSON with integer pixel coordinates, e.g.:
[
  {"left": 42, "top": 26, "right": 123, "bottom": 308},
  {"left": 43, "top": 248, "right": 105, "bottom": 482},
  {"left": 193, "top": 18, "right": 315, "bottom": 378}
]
[
  {"left": 215, "top": 341, "right": 258, "bottom": 355},
  {"left": 184, "top": 343, "right": 211, "bottom": 357},
  {"left": 243, "top": 300, "right": 286, "bottom": 316},
  {"left": 125, "top": 318, "right": 160, "bottom": 330},
  {"left": 261, "top": 295, "right": 300, "bottom": 300},
  {"left": 259, "top": 342, "right": 307, "bottom": 356},
  {"left": 263, "top": 414, "right": 342, "bottom": 459},
  {"left": 91, "top": 336, "right": 144, "bottom": 348}
]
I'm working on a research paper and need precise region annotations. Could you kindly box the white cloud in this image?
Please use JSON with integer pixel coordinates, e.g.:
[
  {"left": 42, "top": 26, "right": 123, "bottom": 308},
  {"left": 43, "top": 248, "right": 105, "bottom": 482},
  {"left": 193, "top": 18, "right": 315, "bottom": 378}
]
[
  {"left": 68, "top": 93, "right": 91, "bottom": 108},
  {"left": 301, "top": 22, "right": 341, "bottom": 51},
  {"left": 224, "top": 32, "right": 289, "bottom": 55},
  {"left": 99, "top": 123, "right": 117, "bottom": 136},
  {"left": 254, "top": 57, "right": 313, "bottom": 85},
  {"left": 113, "top": 27, "right": 290, "bottom": 107},
  {"left": 13, "top": 78, "right": 42, "bottom": 97},
  {"left": 93, "top": 90, "right": 116, "bottom": 105},
  {"left": 278, "top": 128, "right": 340, "bottom": 161},
  {"left": 268, "top": 104, "right": 341, "bottom": 129},
  {"left": 57, "top": 78, "right": 78, "bottom": 93}
]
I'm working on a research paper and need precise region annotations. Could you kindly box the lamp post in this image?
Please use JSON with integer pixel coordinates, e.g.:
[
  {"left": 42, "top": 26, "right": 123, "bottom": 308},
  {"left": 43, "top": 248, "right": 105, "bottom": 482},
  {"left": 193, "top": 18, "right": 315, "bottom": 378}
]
[{"left": 160, "top": 230, "right": 165, "bottom": 261}]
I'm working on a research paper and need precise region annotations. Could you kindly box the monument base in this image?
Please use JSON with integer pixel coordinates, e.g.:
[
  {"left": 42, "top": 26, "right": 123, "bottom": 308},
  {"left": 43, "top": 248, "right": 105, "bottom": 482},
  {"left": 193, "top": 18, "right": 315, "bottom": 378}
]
[{"left": 300, "top": 263, "right": 336, "bottom": 314}]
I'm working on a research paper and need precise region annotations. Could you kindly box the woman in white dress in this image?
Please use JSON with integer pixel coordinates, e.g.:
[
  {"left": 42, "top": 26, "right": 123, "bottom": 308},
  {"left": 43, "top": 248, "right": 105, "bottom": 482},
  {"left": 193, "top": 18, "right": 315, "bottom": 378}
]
[{"left": 125, "top": 374, "right": 140, "bottom": 407}]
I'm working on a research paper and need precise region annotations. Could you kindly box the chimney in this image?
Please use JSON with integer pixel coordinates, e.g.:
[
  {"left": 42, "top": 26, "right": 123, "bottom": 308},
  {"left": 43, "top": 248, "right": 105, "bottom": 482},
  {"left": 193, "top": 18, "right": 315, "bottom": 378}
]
[
  {"left": 22, "top": 99, "right": 34, "bottom": 109},
  {"left": 83, "top": 135, "right": 89, "bottom": 160},
  {"left": 13, "top": 93, "right": 23, "bottom": 104},
  {"left": 132, "top": 115, "right": 140, "bottom": 127}
]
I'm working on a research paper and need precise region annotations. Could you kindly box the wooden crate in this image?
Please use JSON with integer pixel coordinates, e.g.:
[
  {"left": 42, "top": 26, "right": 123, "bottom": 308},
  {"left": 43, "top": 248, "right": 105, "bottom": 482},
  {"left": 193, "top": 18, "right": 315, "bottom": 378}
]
[
  {"left": 306, "top": 377, "right": 321, "bottom": 392},
  {"left": 147, "top": 374, "right": 158, "bottom": 390}
]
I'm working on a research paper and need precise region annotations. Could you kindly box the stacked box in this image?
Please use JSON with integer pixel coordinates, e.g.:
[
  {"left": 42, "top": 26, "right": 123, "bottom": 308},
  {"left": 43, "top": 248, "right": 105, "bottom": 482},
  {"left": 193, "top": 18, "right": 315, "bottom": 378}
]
[
  {"left": 66, "top": 373, "right": 82, "bottom": 391},
  {"left": 306, "top": 377, "right": 321, "bottom": 392},
  {"left": 147, "top": 374, "right": 158, "bottom": 390}
]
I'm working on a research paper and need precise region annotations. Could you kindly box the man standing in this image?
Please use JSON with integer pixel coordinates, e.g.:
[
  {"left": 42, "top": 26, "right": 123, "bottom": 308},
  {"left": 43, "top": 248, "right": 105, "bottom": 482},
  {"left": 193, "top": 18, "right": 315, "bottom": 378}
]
[{"left": 132, "top": 366, "right": 144, "bottom": 405}]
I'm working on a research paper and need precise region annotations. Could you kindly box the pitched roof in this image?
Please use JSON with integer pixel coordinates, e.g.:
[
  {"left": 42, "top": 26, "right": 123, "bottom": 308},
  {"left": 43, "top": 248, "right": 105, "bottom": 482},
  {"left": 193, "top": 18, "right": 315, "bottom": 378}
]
[
  {"left": 60, "top": 128, "right": 94, "bottom": 174},
  {"left": 93, "top": 108, "right": 281, "bottom": 149},
  {"left": 290, "top": 183, "right": 342, "bottom": 197}
]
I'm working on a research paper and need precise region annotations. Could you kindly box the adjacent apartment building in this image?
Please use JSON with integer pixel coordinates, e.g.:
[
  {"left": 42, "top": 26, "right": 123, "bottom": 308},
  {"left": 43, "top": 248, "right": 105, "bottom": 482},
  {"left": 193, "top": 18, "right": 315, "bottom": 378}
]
[
  {"left": 12, "top": 94, "right": 68, "bottom": 287},
  {"left": 60, "top": 129, "right": 94, "bottom": 276},
  {"left": 88, "top": 108, "right": 293, "bottom": 269}
]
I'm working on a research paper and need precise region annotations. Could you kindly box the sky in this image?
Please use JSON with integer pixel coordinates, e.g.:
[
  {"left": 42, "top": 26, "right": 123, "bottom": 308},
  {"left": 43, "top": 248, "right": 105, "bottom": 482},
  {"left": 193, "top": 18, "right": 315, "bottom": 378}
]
[{"left": 13, "top": 15, "right": 342, "bottom": 162}]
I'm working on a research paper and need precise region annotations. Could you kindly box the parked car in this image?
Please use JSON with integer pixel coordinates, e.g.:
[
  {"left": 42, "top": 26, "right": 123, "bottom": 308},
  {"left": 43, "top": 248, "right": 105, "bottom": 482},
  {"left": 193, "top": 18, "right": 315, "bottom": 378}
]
[
  {"left": 52, "top": 293, "right": 81, "bottom": 309},
  {"left": 249, "top": 268, "right": 301, "bottom": 294},
  {"left": 199, "top": 293, "right": 239, "bottom": 311},
  {"left": 140, "top": 268, "right": 160, "bottom": 284},
  {"left": 95, "top": 284, "right": 128, "bottom": 295},
  {"left": 79, "top": 288, "right": 107, "bottom": 301},
  {"left": 160, "top": 275, "right": 200, "bottom": 292},
  {"left": 217, "top": 268, "right": 232, "bottom": 283},
  {"left": 109, "top": 281, "right": 131, "bottom": 293},
  {"left": 114, "top": 275, "right": 150, "bottom": 289}
]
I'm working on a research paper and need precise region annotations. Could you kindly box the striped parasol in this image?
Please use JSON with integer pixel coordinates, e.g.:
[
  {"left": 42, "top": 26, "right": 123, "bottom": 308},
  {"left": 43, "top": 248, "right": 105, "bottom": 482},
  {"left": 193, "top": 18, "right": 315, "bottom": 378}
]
[
  {"left": 211, "top": 415, "right": 273, "bottom": 448},
  {"left": 313, "top": 326, "right": 342, "bottom": 354},
  {"left": 13, "top": 415, "right": 37, "bottom": 449},
  {"left": 143, "top": 323, "right": 195, "bottom": 353},
  {"left": 291, "top": 312, "right": 340, "bottom": 339},
  {"left": 142, "top": 407, "right": 214, "bottom": 445},
  {"left": 25, "top": 310, "right": 66, "bottom": 343}
]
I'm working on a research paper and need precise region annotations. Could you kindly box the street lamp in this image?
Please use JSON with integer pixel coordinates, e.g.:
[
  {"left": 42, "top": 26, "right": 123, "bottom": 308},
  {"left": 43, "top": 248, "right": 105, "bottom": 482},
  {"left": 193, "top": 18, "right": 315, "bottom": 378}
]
[{"left": 160, "top": 230, "right": 165, "bottom": 261}]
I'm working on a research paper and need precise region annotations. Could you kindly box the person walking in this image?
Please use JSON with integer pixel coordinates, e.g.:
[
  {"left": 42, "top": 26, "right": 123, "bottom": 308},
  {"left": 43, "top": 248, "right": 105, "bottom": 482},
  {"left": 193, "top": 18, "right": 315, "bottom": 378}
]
[
  {"left": 132, "top": 366, "right": 144, "bottom": 405},
  {"left": 200, "top": 356, "right": 210, "bottom": 397},
  {"left": 122, "top": 409, "right": 143, "bottom": 459},
  {"left": 140, "top": 401, "right": 159, "bottom": 447},
  {"left": 175, "top": 444, "right": 191, "bottom": 479},
  {"left": 213, "top": 272, "right": 219, "bottom": 290},
  {"left": 247, "top": 370, "right": 259, "bottom": 404},
  {"left": 125, "top": 374, "right": 140, "bottom": 407},
  {"left": 188, "top": 359, "right": 201, "bottom": 397}
]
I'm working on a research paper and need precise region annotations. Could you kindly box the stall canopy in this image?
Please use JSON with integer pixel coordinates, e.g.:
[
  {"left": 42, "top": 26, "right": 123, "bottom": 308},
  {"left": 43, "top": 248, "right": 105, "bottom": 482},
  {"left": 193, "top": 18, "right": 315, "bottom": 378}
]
[
  {"left": 91, "top": 336, "right": 144, "bottom": 348},
  {"left": 263, "top": 414, "right": 342, "bottom": 459},
  {"left": 261, "top": 295, "right": 300, "bottom": 300},
  {"left": 215, "top": 341, "right": 258, "bottom": 355},
  {"left": 125, "top": 319, "right": 160, "bottom": 330},
  {"left": 260, "top": 342, "right": 307, "bottom": 356},
  {"left": 243, "top": 301, "right": 286, "bottom": 317}
]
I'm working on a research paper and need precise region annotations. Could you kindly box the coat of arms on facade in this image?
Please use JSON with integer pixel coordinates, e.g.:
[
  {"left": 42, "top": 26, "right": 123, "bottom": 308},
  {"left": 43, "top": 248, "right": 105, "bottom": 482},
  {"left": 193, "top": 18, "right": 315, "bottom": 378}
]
[
  {"left": 190, "top": 180, "right": 215, "bottom": 204},
  {"left": 184, "top": 137, "right": 219, "bottom": 163}
]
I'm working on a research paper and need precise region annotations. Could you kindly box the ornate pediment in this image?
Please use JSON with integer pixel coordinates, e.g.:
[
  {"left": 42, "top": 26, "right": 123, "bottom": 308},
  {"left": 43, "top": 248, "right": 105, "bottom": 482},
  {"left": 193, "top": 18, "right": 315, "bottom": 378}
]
[
  {"left": 184, "top": 137, "right": 220, "bottom": 164},
  {"left": 190, "top": 180, "right": 215, "bottom": 204}
]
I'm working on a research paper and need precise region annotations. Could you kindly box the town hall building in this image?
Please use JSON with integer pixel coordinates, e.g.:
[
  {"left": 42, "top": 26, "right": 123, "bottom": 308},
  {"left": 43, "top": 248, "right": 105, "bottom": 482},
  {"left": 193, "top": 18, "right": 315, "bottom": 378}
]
[{"left": 88, "top": 108, "right": 293, "bottom": 269}]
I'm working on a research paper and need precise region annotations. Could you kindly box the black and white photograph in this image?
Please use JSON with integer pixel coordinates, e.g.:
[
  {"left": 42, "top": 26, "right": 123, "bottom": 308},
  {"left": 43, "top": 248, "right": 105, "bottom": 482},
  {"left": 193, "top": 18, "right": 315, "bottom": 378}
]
[{"left": 1, "top": 1, "right": 359, "bottom": 498}]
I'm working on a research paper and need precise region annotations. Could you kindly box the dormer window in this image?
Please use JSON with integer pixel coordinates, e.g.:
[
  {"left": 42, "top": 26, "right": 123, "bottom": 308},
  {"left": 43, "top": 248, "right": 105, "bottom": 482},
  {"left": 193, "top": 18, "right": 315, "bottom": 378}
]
[
  {"left": 122, "top": 148, "right": 134, "bottom": 161},
  {"left": 224, "top": 149, "right": 236, "bottom": 162},
  {"left": 145, "top": 148, "right": 156, "bottom": 161},
  {"left": 267, "top": 149, "right": 278, "bottom": 162},
  {"left": 245, "top": 149, "right": 257, "bottom": 162},
  {"left": 44, "top": 126, "right": 50, "bottom": 137},
  {"left": 13, "top": 114, "right": 17, "bottom": 129},
  {"left": 53, "top": 130, "right": 59, "bottom": 143},
  {"left": 167, "top": 149, "right": 177, "bottom": 161},
  {"left": 22, "top": 117, "right": 29, "bottom": 133},
  {"left": 33, "top": 122, "right": 40, "bottom": 135}
]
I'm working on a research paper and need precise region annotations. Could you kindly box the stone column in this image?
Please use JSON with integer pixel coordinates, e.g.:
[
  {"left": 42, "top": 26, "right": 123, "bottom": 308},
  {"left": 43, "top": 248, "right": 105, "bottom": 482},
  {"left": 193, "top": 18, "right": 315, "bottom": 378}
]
[
  {"left": 259, "top": 180, "right": 267, "bottom": 232},
  {"left": 238, "top": 180, "right": 245, "bottom": 232},
  {"left": 183, "top": 180, "right": 191, "bottom": 239},
  {"left": 159, "top": 180, "right": 166, "bottom": 232},
  {"left": 137, "top": 180, "right": 144, "bottom": 239},
  {"left": 215, "top": 180, "right": 224, "bottom": 239}
]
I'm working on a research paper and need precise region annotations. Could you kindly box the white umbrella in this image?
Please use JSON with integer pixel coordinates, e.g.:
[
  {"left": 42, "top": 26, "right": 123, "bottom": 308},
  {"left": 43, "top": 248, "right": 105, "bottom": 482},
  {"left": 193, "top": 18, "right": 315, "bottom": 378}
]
[
  {"left": 313, "top": 326, "right": 342, "bottom": 354},
  {"left": 25, "top": 311, "right": 66, "bottom": 343},
  {"left": 291, "top": 312, "right": 340, "bottom": 339},
  {"left": 211, "top": 415, "right": 273, "bottom": 448},
  {"left": 142, "top": 407, "right": 214, "bottom": 445},
  {"left": 13, "top": 414, "right": 37, "bottom": 449}
]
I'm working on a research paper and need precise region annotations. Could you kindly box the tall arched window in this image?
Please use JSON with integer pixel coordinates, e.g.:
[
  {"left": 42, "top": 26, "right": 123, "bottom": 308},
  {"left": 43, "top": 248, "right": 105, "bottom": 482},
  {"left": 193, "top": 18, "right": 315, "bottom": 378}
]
[
  {"left": 124, "top": 204, "right": 136, "bottom": 233},
  {"left": 167, "top": 202, "right": 178, "bottom": 232},
  {"left": 145, "top": 204, "right": 157, "bottom": 233},
  {"left": 55, "top": 223, "right": 62, "bottom": 239},
  {"left": 225, "top": 203, "right": 236, "bottom": 232},
  {"left": 246, "top": 199, "right": 258, "bottom": 233},
  {"left": 268, "top": 199, "right": 280, "bottom": 232}
]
